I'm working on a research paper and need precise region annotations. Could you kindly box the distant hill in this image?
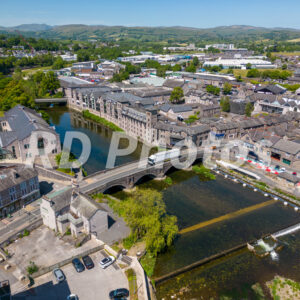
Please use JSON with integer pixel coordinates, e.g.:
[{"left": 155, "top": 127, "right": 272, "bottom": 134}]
[
  {"left": 1, "top": 23, "right": 52, "bottom": 32},
  {"left": 0, "top": 24, "right": 300, "bottom": 43}
]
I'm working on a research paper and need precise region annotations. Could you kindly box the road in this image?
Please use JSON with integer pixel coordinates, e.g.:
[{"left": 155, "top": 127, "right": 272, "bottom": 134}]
[{"left": 80, "top": 149, "right": 203, "bottom": 194}]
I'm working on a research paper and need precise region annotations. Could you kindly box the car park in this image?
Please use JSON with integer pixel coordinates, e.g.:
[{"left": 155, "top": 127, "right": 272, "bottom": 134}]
[
  {"left": 53, "top": 268, "right": 65, "bottom": 283},
  {"left": 99, "top": 256, "right": 115, "bottom": 269},
  {"left": 109, "top": 288, "right": 129, "bottom": 299},
  {"left": 82, "top": 255, "right": 94, "bottom": 269},
  {"left": 72, "top": 258, "right": 85, "bottom": 273}
]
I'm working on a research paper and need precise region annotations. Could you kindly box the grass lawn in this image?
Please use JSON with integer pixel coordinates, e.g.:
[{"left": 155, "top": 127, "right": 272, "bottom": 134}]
[
  {"left": 0, "top": 111, "right": 4, "bottom": 117},
  {"left": 125, "top": 269, "right": 138, "bottom": 300},
  {"left": 272, "top": 51, "right": 300, "bottom": 56},
  {"left": 22, "top": 66, "right": 53, "bottom": 76},
  {"left": 220, "top": 68, "right": 289, "bottom": 79},
  {"left": 56, "top": 168, "right": 75, "bottom": 176},
  {"left": 140, "top": 252, "right": 156, "bottom": 278}
]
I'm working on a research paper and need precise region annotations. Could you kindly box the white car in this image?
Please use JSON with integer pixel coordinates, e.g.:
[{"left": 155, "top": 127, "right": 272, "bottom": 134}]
[
  {"left": 99, "top": 256, "right": 115, "bottom": 269},
  {"left": 67, "top": 295, "right": 78, "bottom": 300}
]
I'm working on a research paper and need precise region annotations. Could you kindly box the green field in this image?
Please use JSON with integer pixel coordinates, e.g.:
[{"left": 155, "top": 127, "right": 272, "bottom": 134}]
[{"left": 22, "top": 66, "right": 53, "bottom": 76}]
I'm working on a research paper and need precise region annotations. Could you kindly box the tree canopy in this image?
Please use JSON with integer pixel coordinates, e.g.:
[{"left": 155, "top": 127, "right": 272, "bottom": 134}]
[
  {"left": 170, "top": 86, "right": 184, "bottom": 103},
  {"left": 109, "top": 189, "right": 178, "bottom": 256}
]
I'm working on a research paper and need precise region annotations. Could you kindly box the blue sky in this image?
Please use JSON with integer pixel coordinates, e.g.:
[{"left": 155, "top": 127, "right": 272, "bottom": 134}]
[{"left": 1, "top": 0, "right": 300, "bottom": 29}]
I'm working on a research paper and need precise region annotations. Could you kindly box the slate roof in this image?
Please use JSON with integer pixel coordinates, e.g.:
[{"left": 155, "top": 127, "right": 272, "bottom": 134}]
[
  {"left": 72, "top": 193, "right": 106, "bottom": 219},
  {"left": 255, "top": 84, "right": 286, "bottom": 95},
  {"left": 160, "top": 104, "right": 193, "bottom": 113},
  {"left": 131, "top": 88, "right": 172, "bottom": 98},
  {"left": 271, "top": 139, "right": 300, "bottom": 155},
  {"left": 163, "top": 79, "right": 185, "bottom": 89},
  {"left": 44, "top": 186, "right": 73, "bottom": 213},
  {"left": 0, "top": 166, "right": 38, "bottom": 191},
  {"left": 0, "top": 105, "right": 58, "bottom": 147}
]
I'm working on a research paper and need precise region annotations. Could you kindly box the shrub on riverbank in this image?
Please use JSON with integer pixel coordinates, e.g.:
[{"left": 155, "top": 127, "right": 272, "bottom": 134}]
[
  {"left": 108, "top": 189, "right": 178, "bottom": 256},
  {"left": 192, "top": 165, "right": 216, "bottom": 181},
  {"left": 82, "top": 110, "right": 123, "bottom": 132}
]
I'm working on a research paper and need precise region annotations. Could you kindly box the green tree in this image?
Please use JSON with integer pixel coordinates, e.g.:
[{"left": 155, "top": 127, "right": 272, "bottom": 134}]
[
  {"left": 246, "top": 63, "right": 252, "bottom": 69},
  {"left": 282, "top": 64, "right": 287, "bottom": 70},
  {"left": 192, "top": 56, "right": 199, "bottom": 66},
  {"left": 170, "top": 86, "right": 184, "bottom": 103},
  {"left": 247, "top": 69, "right": 261, "bottom": 78},
  {"left": 172, "top": 64, "right": 182, "bottom": 72},
  {"left": 185, "top": 63, "right": 196, "bottom": 73},
  {"left": 220, "top": 96, "right": 230, "bottom": 112},
  {"left": 52, "top": 56, "right": 65, "bottom": 70},
  {"left": 206, "top": 85, "right": 220, "bottom": 96},
  {"left": 40, "top": 71, "right": 60, "bottom": 95},
  {"left": 245, "top": 102, "right": 254, "bottom": 117},
  {"left": 118, "top": 189, "right": 178, "bottom": 255},
  {"left": 223, "top": 82, "right": 232, "bottom": 95}
]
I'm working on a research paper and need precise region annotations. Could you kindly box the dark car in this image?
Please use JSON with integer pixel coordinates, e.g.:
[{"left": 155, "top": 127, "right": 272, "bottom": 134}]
[
  {"left": 72, "top": 258, "right": 85, "bottom": 273},
  {"left": 109, "top": 288, "right": 129, "bottom": 299},
  {"left": 82, "top": 255, "right": 94, "bottom": 269}
]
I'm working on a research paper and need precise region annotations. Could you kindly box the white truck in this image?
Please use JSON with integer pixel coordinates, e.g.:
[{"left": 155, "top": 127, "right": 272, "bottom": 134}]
[{"left": 148, "top": 149, "right": 180, "bottom": 166}]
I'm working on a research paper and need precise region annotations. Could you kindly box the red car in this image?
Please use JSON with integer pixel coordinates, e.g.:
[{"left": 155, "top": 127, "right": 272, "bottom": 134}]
[{"left": 292, "top": 172, "right": 297, "bottom": 176}]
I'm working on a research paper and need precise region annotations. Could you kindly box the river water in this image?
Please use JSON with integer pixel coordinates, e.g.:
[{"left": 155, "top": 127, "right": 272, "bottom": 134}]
[
  {"left": 46, "top": 107, "right": 145, "bottom": 174},
  {"left": 47, "top": 107, "right": 300, "bottom": 299}
]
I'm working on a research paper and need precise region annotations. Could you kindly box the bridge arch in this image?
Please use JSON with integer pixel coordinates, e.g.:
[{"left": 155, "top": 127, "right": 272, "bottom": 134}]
[
  {"left": 134, "top": 173, "right": 157, "bottom": 186},
  {"left": 103, "top": 184, "right": 127, "bottom": 194}
]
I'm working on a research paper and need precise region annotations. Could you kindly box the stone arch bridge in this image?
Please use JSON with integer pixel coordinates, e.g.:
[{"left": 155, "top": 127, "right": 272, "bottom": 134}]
[{"left": 79, "top": 150, "right": 205, "bottom": 195}]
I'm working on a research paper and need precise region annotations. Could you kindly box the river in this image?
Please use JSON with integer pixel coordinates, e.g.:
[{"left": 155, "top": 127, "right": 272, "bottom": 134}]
[{"left": 47, "top": 106, "right": 300, "bottom": 299}]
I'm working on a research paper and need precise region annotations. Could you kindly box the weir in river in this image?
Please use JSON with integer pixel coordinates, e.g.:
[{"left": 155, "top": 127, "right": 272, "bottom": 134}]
[
  {"left": 179, "top": 199, "right": 276, "bottom": 234},
  {"left": 273, "top": 222, "right": 300, "bottom": 238}
]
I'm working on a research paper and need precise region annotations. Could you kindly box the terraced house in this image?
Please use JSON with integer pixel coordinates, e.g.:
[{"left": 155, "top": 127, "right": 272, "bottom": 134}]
[{"left": 0, "top": 166, "right": 40, "bottom": 218}]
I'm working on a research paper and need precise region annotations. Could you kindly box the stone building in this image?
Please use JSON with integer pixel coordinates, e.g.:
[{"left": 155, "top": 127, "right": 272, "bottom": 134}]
[
  {"left": 0, "top": 166, "right": 40, "bottom": 218},
  {"left": 0, "top": 105, "right": 61, "bottom": 163},
  {"left": 40, "top": 186, "right": 108, "bottom": 238}
]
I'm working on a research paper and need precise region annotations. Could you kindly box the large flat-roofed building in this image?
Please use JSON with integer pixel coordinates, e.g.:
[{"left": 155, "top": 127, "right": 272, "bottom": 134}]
[
  {"left": 0, "top": 166, "right": 40, "bottom": 218},
  {"left": 203, "top": 58, "right": 276, "bottom": 69}
]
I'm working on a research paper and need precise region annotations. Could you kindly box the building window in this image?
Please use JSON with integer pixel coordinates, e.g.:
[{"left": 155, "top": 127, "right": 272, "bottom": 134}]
[
  {"left": 29, "top": 178, "right": 36, "bottom": 192},
  {"left": 9, "top": 187, "right": 17, "bottom": 202},
  {"left": 20, "top": 182, "right": 27, "bottom": 196},
  {"left": 24, "top": 144, "right": 30, "bottom": 149}
]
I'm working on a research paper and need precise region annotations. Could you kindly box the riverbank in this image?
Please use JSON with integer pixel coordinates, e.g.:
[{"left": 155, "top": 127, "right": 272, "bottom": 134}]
[{"left": 82, "top": 110, "right": 123, "bottom": 132}]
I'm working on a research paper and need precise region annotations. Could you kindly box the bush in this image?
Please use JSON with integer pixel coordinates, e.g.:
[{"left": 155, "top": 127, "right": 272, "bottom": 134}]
[
  {"left": 27, "top": 261, "right": 39, "bottom": 275},
  {"left": 82, "top": 110, "right": 123, "bottom": 132},
  {"left": 23, "top": 229, "right": 30, "bottom": 237},
  {"left": 192, "top": 165, "right": 216, "bottom": 181}
]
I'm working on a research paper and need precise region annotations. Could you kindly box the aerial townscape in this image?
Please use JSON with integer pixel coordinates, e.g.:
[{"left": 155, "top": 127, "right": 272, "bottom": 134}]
[{"left": 1, "top": 1, "right": 300, "bottom": 299}]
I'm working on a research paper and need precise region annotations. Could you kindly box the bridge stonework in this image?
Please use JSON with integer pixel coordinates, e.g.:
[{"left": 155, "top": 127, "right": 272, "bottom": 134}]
[{"left": 80, "top": 151, "right": 204, "bottom": 195}]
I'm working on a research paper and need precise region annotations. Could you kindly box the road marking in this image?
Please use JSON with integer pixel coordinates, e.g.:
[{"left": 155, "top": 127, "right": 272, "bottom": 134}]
[{"left": 179, "top": 199, "right": 276, "bottom": 235}]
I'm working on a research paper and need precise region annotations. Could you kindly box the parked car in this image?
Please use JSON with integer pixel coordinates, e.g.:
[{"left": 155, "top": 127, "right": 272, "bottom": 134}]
[
  {"left": 72, "top": 258, "right": 85, "bottom": 273},
  {"left": 82, "top": 255, "right": 94, "bottom": 269},
  {"left": 109, "top": 288, "right": 129, "bottom": 299},
  {"left": 99, "top": 256, "right": 115, "bottom": 269},
  {"left": 53, "top": 268, "right": 65, "bottom": 283},
  {"left": 67, "top": 295, "right": 79, "bottom": 300},
  {"left": 292, "top": 172, "right": 297, "bottom": 176}
]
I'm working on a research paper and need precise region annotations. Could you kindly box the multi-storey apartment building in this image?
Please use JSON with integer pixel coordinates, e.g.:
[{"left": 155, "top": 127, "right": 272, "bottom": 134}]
[{"left": 0, "top": 166, "right": 40, "bottom": 218}]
